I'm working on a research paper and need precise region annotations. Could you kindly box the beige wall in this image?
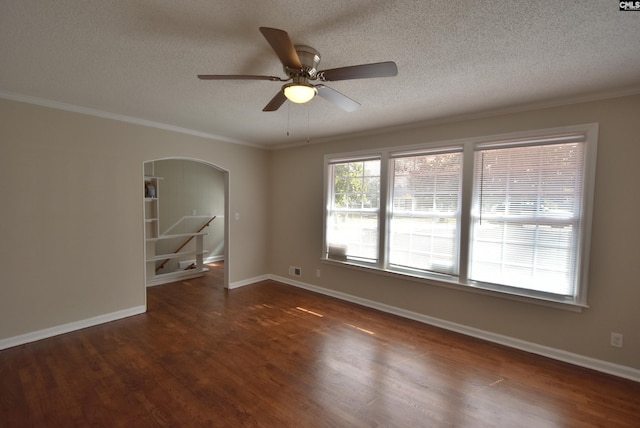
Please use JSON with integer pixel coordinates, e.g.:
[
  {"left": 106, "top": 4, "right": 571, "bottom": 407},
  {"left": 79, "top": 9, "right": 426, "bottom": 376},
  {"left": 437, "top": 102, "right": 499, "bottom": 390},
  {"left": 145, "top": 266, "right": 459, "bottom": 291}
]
[
  {"left": 0, "top": 98, "right": 270, "bottom": 340},
  {"left": 269, "top": 94, "right": 640, "bottom": 370},
  {"left": 1, "top": 93, "right": 638, "bottom": 373}
]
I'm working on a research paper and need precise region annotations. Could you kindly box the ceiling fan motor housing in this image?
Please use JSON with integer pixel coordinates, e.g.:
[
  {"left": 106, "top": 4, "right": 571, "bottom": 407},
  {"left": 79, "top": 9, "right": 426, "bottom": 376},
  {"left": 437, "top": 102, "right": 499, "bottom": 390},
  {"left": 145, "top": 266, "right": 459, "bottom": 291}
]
[{"left": 287, "top": 45, "right": 321, "bottom": 78}]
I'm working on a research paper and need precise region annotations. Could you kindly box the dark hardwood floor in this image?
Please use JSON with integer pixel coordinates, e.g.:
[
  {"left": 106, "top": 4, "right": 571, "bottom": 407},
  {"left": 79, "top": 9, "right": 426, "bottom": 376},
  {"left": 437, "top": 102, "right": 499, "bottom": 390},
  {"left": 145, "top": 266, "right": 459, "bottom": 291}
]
[{"left": 1, "top": 262, "right": 639, "bottom": 427}]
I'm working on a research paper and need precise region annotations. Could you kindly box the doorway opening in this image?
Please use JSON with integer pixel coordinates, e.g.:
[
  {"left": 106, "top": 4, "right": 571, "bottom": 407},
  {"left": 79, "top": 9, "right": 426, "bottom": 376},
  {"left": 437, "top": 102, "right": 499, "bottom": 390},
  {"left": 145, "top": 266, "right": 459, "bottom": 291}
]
[{"left": 143, "top": 158, "right": 229, "bottom": 290}]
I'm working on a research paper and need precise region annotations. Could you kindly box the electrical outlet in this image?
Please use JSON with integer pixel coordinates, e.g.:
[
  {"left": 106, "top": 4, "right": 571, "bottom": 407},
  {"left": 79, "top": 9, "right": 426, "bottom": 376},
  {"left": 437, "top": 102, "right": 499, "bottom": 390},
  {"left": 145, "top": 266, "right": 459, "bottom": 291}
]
[
  {"left": 610, "top": 332, "right": 623, "bottom": 348},
  {"left": 316, "top": 269, "right": 321, "bottom": 277}
]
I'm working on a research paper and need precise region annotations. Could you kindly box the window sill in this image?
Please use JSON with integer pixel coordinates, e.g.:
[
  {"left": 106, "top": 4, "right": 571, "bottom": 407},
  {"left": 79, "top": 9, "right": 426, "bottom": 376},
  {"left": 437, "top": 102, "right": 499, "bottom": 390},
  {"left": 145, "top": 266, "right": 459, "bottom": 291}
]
[{"left": 320, "top": 258, "right": 587, "bottom": 312}]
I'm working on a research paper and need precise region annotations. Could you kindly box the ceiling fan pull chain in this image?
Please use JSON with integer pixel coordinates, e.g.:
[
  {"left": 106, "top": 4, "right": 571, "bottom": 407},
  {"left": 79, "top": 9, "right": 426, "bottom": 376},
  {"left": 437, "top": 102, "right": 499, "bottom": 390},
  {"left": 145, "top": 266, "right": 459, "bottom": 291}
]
[{"left": 307, "top": 104, "right": 310, "bottom": 144}]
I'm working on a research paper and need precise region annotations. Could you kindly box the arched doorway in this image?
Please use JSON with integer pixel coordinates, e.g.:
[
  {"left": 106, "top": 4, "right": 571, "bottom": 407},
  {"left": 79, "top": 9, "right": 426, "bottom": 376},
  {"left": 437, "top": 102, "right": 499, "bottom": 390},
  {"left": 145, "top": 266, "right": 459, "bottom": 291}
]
[{"left": 143, "top": 158, "right": 229, "bottom": 290}]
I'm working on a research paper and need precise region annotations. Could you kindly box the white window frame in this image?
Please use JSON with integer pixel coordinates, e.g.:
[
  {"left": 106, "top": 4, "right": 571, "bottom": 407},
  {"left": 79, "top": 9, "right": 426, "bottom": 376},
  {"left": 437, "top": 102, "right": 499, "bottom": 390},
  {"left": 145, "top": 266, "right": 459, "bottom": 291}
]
[
  {"left": 322, "top": 123, "right": 598, "bottom": 310},
  {"left": 325, "top": 156, "right": 382, "bottom": 264},
  {"left": 387, "top": 147, "right": 464, "bottom": 277}
]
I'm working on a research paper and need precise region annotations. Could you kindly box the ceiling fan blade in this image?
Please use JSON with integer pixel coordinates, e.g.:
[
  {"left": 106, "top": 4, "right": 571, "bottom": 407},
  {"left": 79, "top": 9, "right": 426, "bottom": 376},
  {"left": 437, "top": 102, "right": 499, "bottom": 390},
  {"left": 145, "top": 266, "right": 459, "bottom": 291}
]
[
  {"left": 318, "top": 61, "right": 398, "bottom": 82},
  {"left": 263, "top": 90, "right": 287, "bottom": 111},
  {"left": 316, "top": 85, "right": 361, "bottom": 112},
  {"left": 198, "top": 74, "right": 284, "bottom": 81},
  {"left": 259, "top": 27, "right": 303, "bottom": 70}
]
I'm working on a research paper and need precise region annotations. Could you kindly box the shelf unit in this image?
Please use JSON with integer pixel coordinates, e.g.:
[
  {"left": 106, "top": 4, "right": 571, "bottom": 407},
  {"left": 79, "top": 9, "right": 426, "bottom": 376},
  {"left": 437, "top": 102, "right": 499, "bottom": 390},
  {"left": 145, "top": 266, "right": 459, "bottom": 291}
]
[
  {"left": 143, "top": 175, "right": 208, "bottom": 287},
  {"left": 145, "top": 232, "right": 208, "bottom": 287},
  {"left": 144, "top": 176, "right": 161, "bottom": 239}
]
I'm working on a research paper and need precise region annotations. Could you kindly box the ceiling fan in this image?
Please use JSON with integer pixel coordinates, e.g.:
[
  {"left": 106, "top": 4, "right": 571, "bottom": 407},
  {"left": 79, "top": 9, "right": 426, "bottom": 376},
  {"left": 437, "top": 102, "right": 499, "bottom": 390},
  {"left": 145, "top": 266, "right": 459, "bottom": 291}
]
[{"left": 198, "top": 27, "right": 398, "bottom": 112}]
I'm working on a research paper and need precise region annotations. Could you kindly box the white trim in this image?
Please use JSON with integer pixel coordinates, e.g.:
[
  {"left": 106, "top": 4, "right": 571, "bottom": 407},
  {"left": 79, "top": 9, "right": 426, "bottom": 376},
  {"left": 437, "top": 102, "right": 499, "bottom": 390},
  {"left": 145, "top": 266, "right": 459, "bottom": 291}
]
[
  {"left": 145, "top": 269, "right": 207, "bottom": 287},
  {"left": 0, "top": 90, "right": 261, "bottom": 148},
  {"left": 323, "top": 123, "right": 598, "bottom": 308},
  {"left": 270, "top": 87, "right": 640, "bottom": 150},
  {"left": 4, "top": 275, "right": 638, "bottom": 383},
  {"left": 320, "top": 257, "right": 586, "bottom": 312},
  {"left": 228, "top": 274, "right": 270, "bottom": 289},
  {"left": 270, "top": 274, "right": 640, "bottom": 383},
  {"left": 3, "top": 88, "right": 640, "bottom": 152},
  {"left": 205, "top": 255, "right": 225, "bottom": 264},
  {"left": 142, "top": 158, "right": 231, "bottom": 291},
  {"left": 161, "top": 215, "right": 215, "bottom": 236},
  {"left": 0, "top": 305, "right": 146, "bottom": 351}
]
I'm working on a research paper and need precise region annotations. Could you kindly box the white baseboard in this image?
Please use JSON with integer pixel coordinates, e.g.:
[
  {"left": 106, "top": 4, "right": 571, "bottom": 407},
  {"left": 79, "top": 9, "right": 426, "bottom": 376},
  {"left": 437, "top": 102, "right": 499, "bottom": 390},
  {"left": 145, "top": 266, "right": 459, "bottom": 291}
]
[
  {"left": 0, "top": 305, "right": 146, "bottom": 351},
  {"left": 270, "top": 275, "right": 640, "bottom": 383},
  {"left": 146, "top": 269, "right": 208, "bottom": 287},
  {"left": 228, "top": 274, "right": 270, "bottom": 289},
  {"left": 5, "top": 274, "right": 638, "bottom": 384}
]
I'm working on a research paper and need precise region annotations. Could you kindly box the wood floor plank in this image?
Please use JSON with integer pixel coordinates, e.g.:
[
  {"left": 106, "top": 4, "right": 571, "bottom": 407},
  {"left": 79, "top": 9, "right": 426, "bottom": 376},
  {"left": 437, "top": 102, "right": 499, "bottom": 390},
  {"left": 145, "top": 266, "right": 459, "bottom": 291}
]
[{"left": 1, "top": 262, "right": 639, "bottom": 427}]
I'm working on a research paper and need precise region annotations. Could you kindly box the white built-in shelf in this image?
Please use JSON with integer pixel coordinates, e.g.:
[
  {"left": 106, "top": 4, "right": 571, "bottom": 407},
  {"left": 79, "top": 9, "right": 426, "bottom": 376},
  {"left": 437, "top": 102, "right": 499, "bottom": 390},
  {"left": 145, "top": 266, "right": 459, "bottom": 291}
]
[
  {"left": 146, "top": 250, "right": 208, "bottom": 262},
  {"left": 146, "top": 232, "right": 208, "bottom": 242},
  {"left": 144, "top": 172, "right": 209, "bottom": 287},
  {"left": 146, "top": 268, "right": 209, "bottom": 287}
]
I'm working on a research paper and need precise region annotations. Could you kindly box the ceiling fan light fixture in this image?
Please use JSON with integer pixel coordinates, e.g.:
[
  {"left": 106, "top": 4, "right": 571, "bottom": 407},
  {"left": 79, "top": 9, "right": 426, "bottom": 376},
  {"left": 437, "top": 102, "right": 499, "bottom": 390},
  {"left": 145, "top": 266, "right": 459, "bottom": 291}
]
[{"left": 284, "top": 83, "right": 317, "bottom": 104}]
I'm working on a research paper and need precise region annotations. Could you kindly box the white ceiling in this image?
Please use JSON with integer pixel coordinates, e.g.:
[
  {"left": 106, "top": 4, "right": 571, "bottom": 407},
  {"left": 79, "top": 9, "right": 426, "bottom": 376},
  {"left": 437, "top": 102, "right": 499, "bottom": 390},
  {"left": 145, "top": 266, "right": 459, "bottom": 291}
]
[{"left": 1, "top": 1, "right": 640, "bottom": 149}]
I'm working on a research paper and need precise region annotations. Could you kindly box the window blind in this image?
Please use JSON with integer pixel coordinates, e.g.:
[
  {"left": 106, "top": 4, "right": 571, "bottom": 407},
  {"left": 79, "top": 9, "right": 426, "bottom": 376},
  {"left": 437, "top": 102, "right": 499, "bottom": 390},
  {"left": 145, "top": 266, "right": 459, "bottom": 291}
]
[
  {"left": 469, "top": 140, "right": 585, "bottom": 295},
  {"left": 389, "top": 150, "right": 462, "bottom": 275}
]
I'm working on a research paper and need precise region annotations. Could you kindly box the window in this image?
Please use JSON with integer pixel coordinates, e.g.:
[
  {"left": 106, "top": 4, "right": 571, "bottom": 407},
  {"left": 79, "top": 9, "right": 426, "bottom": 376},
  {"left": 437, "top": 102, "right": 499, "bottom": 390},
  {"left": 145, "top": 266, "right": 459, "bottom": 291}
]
[
  {"left": 323, "top": 124, "right": 598, "bottom": 307},
  {"left": 326, "top": 157, "right": 381, "bottom": 263},
  {"left": 389, "top": 149, "right": 462, "bottom": 275},
  {"left": 470, "top": 139, "right": 585, "bottom": 297}
]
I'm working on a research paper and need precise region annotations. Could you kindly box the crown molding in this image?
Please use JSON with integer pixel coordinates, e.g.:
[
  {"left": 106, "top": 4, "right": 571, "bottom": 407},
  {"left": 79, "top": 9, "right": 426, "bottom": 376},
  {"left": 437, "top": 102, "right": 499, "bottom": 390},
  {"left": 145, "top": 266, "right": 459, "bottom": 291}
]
[
  {"left": 0, "top": 90, "right": 264, "bottom": 149},
  {"left": 270, "top": 86, "right": 640, "bottom": 150},
  {"left": 4, "top": 87, "right": 640, "bottom": 152}
]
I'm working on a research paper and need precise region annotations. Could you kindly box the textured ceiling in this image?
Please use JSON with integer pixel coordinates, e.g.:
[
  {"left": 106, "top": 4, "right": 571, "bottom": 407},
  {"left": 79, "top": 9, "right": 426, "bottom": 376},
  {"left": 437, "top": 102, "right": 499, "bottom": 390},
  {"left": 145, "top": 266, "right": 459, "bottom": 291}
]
[{"left": 1, "top": 1, "right": 639, "bottom": 149}]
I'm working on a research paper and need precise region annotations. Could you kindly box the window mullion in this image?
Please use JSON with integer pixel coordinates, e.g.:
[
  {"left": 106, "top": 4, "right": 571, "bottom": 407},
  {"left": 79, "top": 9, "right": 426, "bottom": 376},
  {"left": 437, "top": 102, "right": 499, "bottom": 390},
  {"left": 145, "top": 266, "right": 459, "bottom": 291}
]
[
  {"left": 378, "top": 152, "right": 390, "bottom": 270},
  {"left": 324, "top": 123, "right": 596, "bottom": 307},
  {"left": 458, "top": 143, "right": 475, "bottom": 282}
]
